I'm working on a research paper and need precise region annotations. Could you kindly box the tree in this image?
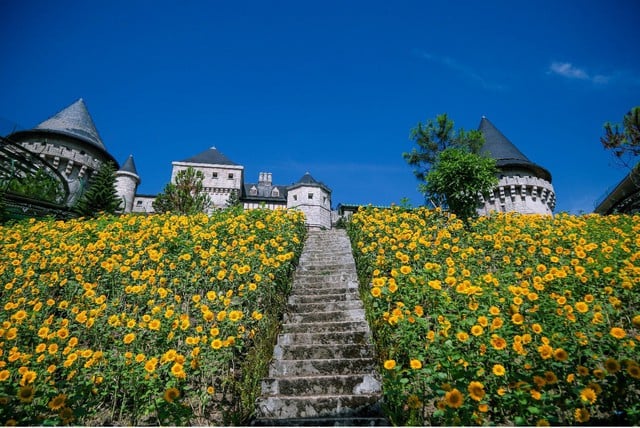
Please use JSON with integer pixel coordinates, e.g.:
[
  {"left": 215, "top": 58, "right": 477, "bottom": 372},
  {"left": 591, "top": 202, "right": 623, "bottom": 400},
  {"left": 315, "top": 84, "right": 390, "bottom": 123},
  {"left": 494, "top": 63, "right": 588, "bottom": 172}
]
[
  {"left": 73, "top": 161, "right": 122, "bottom": 217},
  {"left": 152, "top": 167, "right": 212, "bottom": 215},
  {"left": 424, "top": 148, "right": 498, "bottom": 223},
  {"left": 225, "top": 188, "right": 242, "bottom": 209},
  {"left": 403, "top": 113, "right": 485, "bottom": 183},
  {"left": 601, "top": 106, "right": 640, "bottom": 169},
  {"left": 403, "top": 113, "right": 498, "bottom": 222}
]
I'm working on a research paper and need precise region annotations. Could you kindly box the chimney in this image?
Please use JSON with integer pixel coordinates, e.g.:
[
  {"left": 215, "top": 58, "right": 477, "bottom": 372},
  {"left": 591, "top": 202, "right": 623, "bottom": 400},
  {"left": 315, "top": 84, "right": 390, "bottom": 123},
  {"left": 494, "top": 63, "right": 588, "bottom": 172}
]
[{"left": 259, "top": 172, "right": 272, "bottom": 185}]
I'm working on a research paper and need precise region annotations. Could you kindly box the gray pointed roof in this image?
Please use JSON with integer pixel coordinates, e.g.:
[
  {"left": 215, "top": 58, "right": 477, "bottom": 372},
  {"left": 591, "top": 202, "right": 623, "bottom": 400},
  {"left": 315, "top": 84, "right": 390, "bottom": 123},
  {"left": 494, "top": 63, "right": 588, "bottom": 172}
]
[
  {"left": 478, "top": 117, "right": 552, "bottom": 182},
  {"left": 180, "top": 146, "right": 239, "bottom": 165},
  {"left": 34, "top": 99, "right": 106, "bottom": 150},
  {"left": 120, "top": 154, "right": 138, "bottom": 175},
  {"left": 289, "top": 172, "right": 331, "bottom": 192}
]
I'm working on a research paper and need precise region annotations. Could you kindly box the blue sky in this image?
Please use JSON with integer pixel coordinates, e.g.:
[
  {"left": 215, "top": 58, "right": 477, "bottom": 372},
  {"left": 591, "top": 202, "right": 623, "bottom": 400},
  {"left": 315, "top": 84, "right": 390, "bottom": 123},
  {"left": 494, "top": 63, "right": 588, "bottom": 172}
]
[{"left": 1, "top": 0, "right": 639, "bottom": 213}]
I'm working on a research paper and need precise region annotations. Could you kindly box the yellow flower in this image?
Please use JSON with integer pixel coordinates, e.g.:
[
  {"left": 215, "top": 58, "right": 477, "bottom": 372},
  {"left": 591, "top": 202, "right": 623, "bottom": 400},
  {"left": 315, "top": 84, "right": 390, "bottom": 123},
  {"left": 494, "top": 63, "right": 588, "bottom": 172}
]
[
  {"left": 604, "top": 357, "right": 620, "bottom": 374},
  {"left": 144, "top": 358, "right": 158, "bottom": 373},
  {"left": 410, "top": 359, "right": 422, "bottom": 369},
  {"left": 580, "top": 387, "right": 597, "bottom": 404},
  {"left": 511, "top": 313, "right": 524, "bottom": 325},
  {"left": 537, "top": 344, "right": 553, "bottom": 360},
  {"left": 492, "top": 364, "right": 506, "bottom": 376},
  {"left": 467, "top": 381, "right": 485, "bottom": 401},
  {"left": 456, "top": 331, "right": 469, "bottom": 342},
  {"left": 490, "top": 335, "right": 507, "bottom": 351},
  {"left": 610, "top": 327, "right": 626, "bottom": 339},
  {"left": 163, "top": 387, "right": 180, "bottom": 403},
  {"left": 211, "top": 339, "right": 223, "bottom": 350},
  {"left": 574, "top": 408, "right": 590, "bottom": 423},
  {"left": 444, "top": 388, "right": 464, "bottom": 408},
  {"left": 383, "top": 359, "right": 396, "bottom": 370},
  {"left": 400, "top": 265, "right": 412, "bottom": 275},
  {"left": 148, "top": 319, "right": 161, "bottom": 330},
  {"left": 0, "top": 370, "right": 10, "bottom": 381},
  {"left": 17, "top": 385, "right": 35, "bottom": 403},
  {"left": 371, "top": 287, "right": 382, "bottom": 297},
  {"left": 575, "top": 301, "right": 589, "bottom": 313},
  {"left": 470, "top": 325, "right": 484, "bottom": 336},
  {"left": 123, "top": 333, "right": 136, "bottom": 344},
  {"left": 553, "top": 348, "right": 568, "bottom": 361},
  {"left": 48, "top": 394, "right": 67, "bottom": 410}
]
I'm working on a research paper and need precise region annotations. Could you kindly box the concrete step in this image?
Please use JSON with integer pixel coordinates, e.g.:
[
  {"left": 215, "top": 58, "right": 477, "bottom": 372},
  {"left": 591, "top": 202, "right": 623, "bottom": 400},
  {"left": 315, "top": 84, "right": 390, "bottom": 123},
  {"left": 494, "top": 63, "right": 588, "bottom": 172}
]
[
  {"left": 284, "top": 308, "right": 366, "bottom": 324},
  {"left": 277, "top": 330, "right": 371, "bottom": 346},
  {"left": 289, "top": 286, "right": 356, "bottom": 296},
  {"left": 282, "top": 320, "right": 370, "bottom": 334},
  {"left": 287, "top": 300, "right": 364, "bottom": 314},
  {"left": 255, "top": 394, "right": 384, "bottom": 420},
  {"left": 269, "top": 358, "right": 378, "bottom": 377},
  {"left": 251, "top": 416, "right": 390, "bottom": 426},
  {"left": 288, "top": 293, "right": 358, "bottom": 304},
  {"left": 262, "top": 374, "right": 381, "bottom": 396},
  {"left": 273, "top": 343, "right": 375, "bottom": 360}
]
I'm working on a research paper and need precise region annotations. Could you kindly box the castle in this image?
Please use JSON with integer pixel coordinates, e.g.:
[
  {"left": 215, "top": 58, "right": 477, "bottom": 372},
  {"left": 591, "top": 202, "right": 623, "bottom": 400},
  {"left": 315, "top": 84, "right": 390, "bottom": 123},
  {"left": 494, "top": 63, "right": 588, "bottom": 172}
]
[{"left": 4, "top": 99, "right": 557, "bottom": 224}]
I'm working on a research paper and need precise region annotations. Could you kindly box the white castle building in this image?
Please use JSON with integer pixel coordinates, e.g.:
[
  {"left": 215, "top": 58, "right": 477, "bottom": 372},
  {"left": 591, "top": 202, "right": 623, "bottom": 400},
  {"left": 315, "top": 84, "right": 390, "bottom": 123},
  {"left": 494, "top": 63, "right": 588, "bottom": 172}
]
[
  {"left": 5, "top": 99, "right": 556, "bottom": 225},
  {"left": 6, "top": 99, "right": 333, "bottom": 228},
  {"left": 477, "top": 117, "right": 556, "bottom": 215}
]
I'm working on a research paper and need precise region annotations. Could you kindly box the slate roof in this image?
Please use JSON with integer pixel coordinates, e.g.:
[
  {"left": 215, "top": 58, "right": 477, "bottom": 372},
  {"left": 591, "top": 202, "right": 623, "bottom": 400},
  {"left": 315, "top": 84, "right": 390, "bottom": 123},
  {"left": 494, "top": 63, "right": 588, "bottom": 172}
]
[
  {"left": 478, "top": 117, "right": 552, "bottom": 182},
  {"left": 288, "top": 172, "right": 332, "bottom": 192},
  {"left": 180, "top": 146, "right": 239, "bottom": 165},
  {"left": 34, "top": 99, "right": 106, "bottom": 151},
  {"left": 242, "top": 182, "right": 288, "bottom": 202},
  {"left": 119, "top": 155, "right": 138, "bottom": 175}
]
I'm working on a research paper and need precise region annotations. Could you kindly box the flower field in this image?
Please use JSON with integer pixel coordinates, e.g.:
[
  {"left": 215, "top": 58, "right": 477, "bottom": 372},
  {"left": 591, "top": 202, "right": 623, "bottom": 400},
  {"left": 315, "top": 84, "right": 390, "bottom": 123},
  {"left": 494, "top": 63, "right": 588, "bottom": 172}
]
[
  {"left": 348, "top": 207, "right": 640, "bottom": 426},
  {"left": 0, "top": 209, "right": 306, "bottom": 425}
]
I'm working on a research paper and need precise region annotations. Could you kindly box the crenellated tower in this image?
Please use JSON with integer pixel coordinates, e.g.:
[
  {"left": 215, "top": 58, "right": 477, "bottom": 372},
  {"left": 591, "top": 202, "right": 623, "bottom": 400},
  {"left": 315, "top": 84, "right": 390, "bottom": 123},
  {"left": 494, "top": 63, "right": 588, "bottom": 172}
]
[{"left": 477, "top": 117, "right": 556, "bottom": 215}]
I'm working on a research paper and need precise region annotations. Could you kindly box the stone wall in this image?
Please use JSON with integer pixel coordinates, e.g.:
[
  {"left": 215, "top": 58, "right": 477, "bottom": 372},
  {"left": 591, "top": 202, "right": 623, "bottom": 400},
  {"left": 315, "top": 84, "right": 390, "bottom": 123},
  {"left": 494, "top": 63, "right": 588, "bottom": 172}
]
[
  {"left": 115, "top": 170, "right": 139, "bottom": 213},
  {"left": 478, "top": 175, "right": 556, "bottom": 215},
  {"left": 287, "top": 186, "right": 332, "bottom": 229},
  {"left": 171, "top": 162, "right": 243, "bottom": 209}
]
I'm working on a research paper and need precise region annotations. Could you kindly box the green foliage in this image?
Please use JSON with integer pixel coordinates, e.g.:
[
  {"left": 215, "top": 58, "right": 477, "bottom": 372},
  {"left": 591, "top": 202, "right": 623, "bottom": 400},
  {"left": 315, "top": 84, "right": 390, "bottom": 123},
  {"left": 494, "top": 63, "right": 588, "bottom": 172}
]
[
  {"left": 225, "top": 188, "right": 242, "bottom": 209},
  {"left": 424, "top": 148, "right": 498, "bottom": 223},
  {"left": 601, "top": 106, "right": 640, "bottom": 169},
  {"left": 153, "top": 167, "right": 212, "bottom": 215},
  {"left": 1, "top": 169, "right": 65, "bottom": 204},
  {"left": 403, "top": 113, "right": 485, "bottom": 183},
  {"left": 73, "top": 161, "right": 122, "bottom": 217}
]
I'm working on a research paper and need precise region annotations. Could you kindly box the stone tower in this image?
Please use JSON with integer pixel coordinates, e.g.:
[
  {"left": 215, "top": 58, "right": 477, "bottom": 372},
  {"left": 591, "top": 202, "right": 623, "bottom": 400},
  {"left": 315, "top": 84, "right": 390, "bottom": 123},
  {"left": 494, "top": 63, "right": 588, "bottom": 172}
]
[
  {"left": 6, "top": 99, "right": 118, "bottom": 206},
  {"left": 171, "top": 147, "right": 244, "bottom": 210},
  {"left": 287, "top": 172, "right": 332, "bottom": 229},
  {"left": 115, "top": 155, "right": 141, "bottom": 213},
  {"left": 477, "top": 117, "right": 556, "bottom": 215}
]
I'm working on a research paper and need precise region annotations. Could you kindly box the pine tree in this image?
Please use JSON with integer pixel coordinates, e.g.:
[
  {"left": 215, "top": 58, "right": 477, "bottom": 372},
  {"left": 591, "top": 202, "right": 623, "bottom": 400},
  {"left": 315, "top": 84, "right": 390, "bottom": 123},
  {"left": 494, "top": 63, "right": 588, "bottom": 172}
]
[
  {"left": 152, "top": 167, "right": 212, "bottom": 215},
  {"left": 73, "top": 161, "right": 122, "bottom": 217}
]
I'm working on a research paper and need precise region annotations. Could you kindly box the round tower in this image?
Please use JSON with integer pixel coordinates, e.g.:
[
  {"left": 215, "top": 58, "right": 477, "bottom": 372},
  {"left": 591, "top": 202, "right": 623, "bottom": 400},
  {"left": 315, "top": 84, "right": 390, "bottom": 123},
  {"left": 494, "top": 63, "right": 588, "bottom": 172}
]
[
  {"left": 477, "top": 117, "right": 556, "bottom": 215},
  {"left": 287, "top": 172, "right": 332, "bottom": 229},
  {"left": 5, "top": 99, "right": 118, "bottom": 206},
  {"left": 115, "top": 155, "right": 141, "bottom": 213}
]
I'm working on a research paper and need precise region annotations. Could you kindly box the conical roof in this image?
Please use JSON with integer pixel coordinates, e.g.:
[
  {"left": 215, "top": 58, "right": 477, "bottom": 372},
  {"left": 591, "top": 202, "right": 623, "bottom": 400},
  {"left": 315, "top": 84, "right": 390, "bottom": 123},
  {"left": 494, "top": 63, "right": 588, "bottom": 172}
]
[
  {"left": 34, "top": 99, "right": 106, "bottom": 150},
  {"left": 180, "top": 146, "right": 239, "bottom": 165},
  {"left": 119, "top": 154, "right": 138, "bottom": 175},
  {"left": 478, "top": 117, "right": 552, "bottom": 182},
  {"left": 289, "top": 172, "right": 331, "bottom": 192}
]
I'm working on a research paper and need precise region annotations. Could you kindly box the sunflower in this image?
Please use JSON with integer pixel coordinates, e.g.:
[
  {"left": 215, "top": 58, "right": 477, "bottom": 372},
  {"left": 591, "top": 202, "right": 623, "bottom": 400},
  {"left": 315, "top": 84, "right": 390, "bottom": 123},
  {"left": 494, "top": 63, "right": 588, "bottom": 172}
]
[
  {"left": 456, "top": 331, "right": 469, "bottom": 342},
  {"left": 470, "top": 325, "right": 484, "bottom": 336},
  {"left": 407, "top": 394, "right": 422, "bottom": 409},
  {"left": 577, "top": 365, "right": 589, "bottom": 376},
  {"left": 492, "top": 364, "right": 506, "bottom": 376},
  {"left": 574, "top": 408, "right": 590, "bottom": 423},
  {"left": 553, "top": 348, "right": 568, "bottom": 362},
  {"left": 544, "top": 371, "right": 558, "bottom": 384},
  {"left": 444, "top": 388, "right": 464, "bottom": 408},
  {"left": 610, "top": 327, "right": 626, "bottom": 339},
  {"left": 17, "top": 385, "right": 35, "bottom": 403},
  {"left": 410, "top": 359, "right": 422, "bottom": 369},
  {"left": 490, "top": 335, "right": 507, "bottom": 350},
  {"left": 604, "top": 357, "right": 620, "bottom": 374},
  {"left": 48, "top": 393, "right": 67, "bottom": 411},
  {"left": 383, "top": 359, "right": 396, "bottom": 370},
  {"left": 467, "top": 381, "right": 485, "bottom": 401},
  {"left": 123, "top": 333, "right": 136, "bottom": 344},
  {"left": 580, "top": 387, "right": 597, "bottom": 405},
  {"left": 59, "top": 407, "right": 74, "bottom": 423},
  {"left": 163, "top": 387, "right": 180, "bottom": 403},
  {"left": 627, "top": 362, "right": 640, "bottom": 379},
  {"left": 537, "top": 344, "right": 553, "bottom": 360}
]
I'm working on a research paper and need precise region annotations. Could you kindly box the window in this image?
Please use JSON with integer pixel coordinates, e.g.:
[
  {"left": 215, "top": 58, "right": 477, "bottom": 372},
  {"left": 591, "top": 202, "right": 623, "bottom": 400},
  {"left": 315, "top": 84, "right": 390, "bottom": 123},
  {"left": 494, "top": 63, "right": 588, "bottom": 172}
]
[
  {"left": 228, "top": 173, "right": 234, "bottom": 179},
  {"left": 136, "top": 200, "right": 143, "bottom": 206},
  {"left": 293, "top": 195, "right": 297, "bottom": 201},
  {"left": 250, "top": 186, "right": 257, "bottom": 196},
  {"left": 212, "top": 172, "right": 218, "bottom": 178},
  {"left": 271, "top": 188, "right": 279, "bottom": 197},
  {"left": 308, "top": 193, "right": 313, "bottom": 199}
]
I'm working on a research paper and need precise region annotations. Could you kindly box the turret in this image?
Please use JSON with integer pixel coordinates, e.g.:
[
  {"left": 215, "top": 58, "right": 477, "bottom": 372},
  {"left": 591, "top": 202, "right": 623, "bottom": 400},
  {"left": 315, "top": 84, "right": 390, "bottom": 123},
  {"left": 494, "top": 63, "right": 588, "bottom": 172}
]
[
  {"left": 477, "top": 117, "right": 556, "bottom": 215},
  {"left": 287, "top": 172, "right": 332, "bottom": 229},
  {"left": 115, "top": 155, "right": 141, "bottom": 213}
]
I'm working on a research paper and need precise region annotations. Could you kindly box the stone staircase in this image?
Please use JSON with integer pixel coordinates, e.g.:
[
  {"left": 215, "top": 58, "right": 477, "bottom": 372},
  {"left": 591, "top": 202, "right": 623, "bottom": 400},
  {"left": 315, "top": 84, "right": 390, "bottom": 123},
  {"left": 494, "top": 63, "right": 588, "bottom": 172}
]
[{"left": 252, "top": 229, "right": 388, "bottom": 426}]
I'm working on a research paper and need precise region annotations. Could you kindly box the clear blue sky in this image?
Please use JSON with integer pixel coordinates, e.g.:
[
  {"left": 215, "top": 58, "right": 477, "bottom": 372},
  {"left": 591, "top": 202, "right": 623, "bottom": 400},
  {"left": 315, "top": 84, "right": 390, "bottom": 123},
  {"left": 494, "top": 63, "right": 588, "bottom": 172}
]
[{"left": 1, "top": 0, "right": 639, "bottom": 213}]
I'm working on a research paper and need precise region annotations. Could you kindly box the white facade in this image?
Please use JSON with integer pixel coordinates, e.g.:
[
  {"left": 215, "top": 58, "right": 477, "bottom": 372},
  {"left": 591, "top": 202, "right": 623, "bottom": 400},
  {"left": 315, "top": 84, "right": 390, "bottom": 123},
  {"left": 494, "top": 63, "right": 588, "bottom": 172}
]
[
  {"left": 115, "top": 170, "right": 140, "bottom": 213},
  {"left": 287, "top": 178, "right": 332, "bottom": 229},
  {"left": 170, "top": 161, "right": 244, "bottom": 210},
  {"left": 478, "top": 175, "right": 556, "bottom": 215}
]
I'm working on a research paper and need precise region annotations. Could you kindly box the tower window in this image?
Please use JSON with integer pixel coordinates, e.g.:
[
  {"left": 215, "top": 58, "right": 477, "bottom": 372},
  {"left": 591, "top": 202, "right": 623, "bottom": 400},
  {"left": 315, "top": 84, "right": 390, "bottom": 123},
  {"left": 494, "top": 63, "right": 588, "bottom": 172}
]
[
  {"left": 293, "top": 195, "right": 297, "bottom": 201},
  {"left": 228, "top": 173, "right": 234, "bottom": 179},
  {"left": 272, "top": 188, "right": 280, "bottom": 197},
  {"left": 212, "top": 172, "right": 218, "bottom": 178},
  {"left": 308, "top": 193, "right": 313, "bottom": 199}
]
